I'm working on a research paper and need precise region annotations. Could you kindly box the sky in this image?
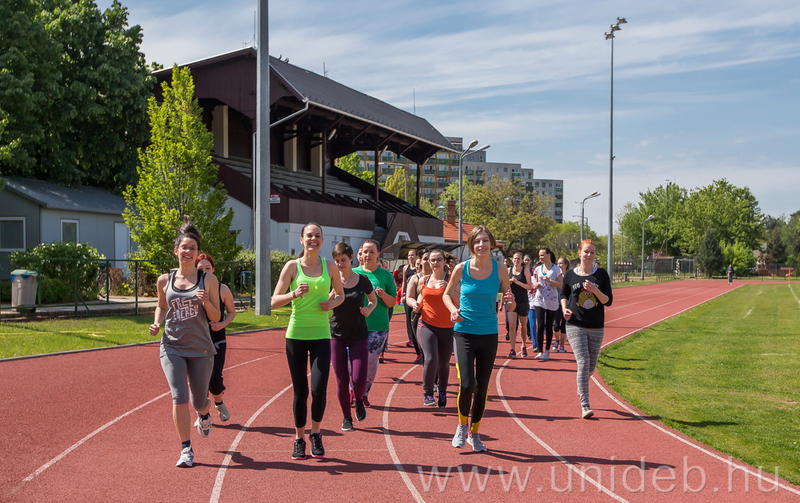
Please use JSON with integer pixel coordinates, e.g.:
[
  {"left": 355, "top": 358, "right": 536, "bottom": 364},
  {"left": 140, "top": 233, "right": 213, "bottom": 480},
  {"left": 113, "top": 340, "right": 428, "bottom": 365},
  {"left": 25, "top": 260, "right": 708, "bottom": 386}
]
[{"left": 101, "top": 0, "right": 800, "bottom": 235}]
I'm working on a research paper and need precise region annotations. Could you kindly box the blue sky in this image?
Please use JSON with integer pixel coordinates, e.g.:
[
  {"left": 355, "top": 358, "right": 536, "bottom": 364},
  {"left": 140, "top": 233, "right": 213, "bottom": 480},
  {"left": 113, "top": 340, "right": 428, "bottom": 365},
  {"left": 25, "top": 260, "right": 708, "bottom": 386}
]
[{"left": 102, "top": 0, "right": 800, "bottom": 235}]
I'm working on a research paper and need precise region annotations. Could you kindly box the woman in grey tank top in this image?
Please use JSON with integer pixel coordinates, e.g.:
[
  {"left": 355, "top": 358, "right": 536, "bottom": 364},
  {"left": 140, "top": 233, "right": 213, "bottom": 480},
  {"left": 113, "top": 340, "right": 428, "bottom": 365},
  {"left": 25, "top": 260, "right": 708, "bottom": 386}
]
[{"left": 149, "top": 216, "right": 221, "bottom": 468}]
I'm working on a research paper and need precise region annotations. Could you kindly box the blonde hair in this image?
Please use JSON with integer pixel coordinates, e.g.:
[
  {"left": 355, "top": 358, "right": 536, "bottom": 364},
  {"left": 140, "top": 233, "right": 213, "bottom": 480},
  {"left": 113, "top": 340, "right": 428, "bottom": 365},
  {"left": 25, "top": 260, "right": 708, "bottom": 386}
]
[{"left": 466, "top": 225, "right": 496, "bottom": 257}]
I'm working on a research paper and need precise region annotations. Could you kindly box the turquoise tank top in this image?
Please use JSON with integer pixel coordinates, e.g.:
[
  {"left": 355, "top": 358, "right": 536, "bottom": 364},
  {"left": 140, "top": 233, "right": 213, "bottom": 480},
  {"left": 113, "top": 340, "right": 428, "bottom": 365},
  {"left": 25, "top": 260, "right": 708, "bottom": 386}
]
[
  {"left": 286, "top": 259, "right": 331, "bottom": 340},
  {"left": 454, "top": 259, "right": 501, "bottom": 335}
]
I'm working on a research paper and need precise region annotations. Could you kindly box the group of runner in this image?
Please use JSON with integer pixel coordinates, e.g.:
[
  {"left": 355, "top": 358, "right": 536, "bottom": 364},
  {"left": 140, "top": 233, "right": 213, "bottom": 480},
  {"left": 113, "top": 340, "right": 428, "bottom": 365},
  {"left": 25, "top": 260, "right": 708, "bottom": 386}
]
[{"left": 150, "top": 218, "right": 613, "bottom": 466}]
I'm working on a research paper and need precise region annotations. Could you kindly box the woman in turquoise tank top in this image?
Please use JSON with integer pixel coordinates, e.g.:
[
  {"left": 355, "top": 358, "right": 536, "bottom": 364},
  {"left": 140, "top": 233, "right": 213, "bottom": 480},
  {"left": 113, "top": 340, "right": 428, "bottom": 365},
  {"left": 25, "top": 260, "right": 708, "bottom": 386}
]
[
  {"left": 443, "top": 225, "right": 515, "bottom": 453},
  {"left": 272, "top": 223, "right": 344, "bottom": 460}
]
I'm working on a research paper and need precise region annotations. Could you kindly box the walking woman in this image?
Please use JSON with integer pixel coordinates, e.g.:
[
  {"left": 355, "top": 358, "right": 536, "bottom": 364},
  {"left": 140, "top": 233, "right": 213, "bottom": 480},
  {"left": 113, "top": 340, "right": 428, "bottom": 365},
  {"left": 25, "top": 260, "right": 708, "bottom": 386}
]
[
  {"left": 560, "top": 239, "right": 613, "bottom": 419},
  {"left": 443, "top": 226, "right": 515, "bottom": 452},
  {"left": 328, "top": 242, "right": 376, "bottom": 432},
  {"left": 405, "top": 249, "right": 431, "bottom": 364},
  {"left": 272, "top": 223, "right": 344, "bottom": 459},
  {"left": 552, "top": 257, "right": 570, "bottom": 353},
  {"left": 402, "top": 249, "right": 419, "bottom": 350},
  {"left": 150, "top": 216, "right": 221, "bottom": 468},
  {"left": 416, "top": 249, "right": 454, "bottom": 407},
  {"left": 353, "top": 239, "right": 397, "bottom": 407},
  {"left": 524, "top": 254, "right": 538, "bottom": 351},
  {"left": 196, "top": 253, "right": 236, "bottom": 422},
  {"left": 532, "top": 248, "right": 563, "bottom": 361},
  {"left": 507, "top": 252, "right": 532, "bottom": 358}
]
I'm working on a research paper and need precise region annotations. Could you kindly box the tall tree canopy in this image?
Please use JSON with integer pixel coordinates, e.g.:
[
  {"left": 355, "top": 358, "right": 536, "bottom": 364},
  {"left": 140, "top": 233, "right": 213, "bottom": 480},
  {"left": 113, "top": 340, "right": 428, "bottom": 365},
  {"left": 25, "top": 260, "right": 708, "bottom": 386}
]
[
  {"left": 0, "top": 0, "right": 152, "bottom": 193},
  {"left": 123, "top": 66, "right": 239, "bottom": 269}
]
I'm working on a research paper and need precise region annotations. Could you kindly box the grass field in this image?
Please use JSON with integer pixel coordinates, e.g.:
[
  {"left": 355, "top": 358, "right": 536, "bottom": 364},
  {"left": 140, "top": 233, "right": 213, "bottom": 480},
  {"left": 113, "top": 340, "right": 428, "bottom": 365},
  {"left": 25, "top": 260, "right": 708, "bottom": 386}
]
[
  {"left": 0, "top": 308, "right": 292, "bottom": 359},
  {"left": 598, "top": 283, "right": 800, "bottom": 485}
]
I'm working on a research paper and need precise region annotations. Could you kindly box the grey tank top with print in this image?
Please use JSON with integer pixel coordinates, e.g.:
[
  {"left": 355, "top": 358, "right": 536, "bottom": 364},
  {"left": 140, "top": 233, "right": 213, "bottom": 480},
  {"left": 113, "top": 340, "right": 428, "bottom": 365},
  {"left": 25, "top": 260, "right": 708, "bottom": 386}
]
[{"left": 161, "top": 269, "right": 215, "bottom": 357}]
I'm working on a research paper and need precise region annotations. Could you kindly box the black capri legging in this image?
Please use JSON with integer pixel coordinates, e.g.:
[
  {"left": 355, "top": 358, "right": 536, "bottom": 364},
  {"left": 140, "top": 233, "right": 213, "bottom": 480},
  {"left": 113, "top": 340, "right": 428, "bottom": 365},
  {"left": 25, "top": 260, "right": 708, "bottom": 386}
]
[
  {"left": 285, "top": 338, "right": 331, "bottom": 428},
  {"left": 209, "top": 341, "right": 227, "bottom": 396},
  {"left": 454, "top": 332, "right": 498, "bottom": 431},
  {"left": 535, "top": 306, "right": 556, "bottom": 351}
]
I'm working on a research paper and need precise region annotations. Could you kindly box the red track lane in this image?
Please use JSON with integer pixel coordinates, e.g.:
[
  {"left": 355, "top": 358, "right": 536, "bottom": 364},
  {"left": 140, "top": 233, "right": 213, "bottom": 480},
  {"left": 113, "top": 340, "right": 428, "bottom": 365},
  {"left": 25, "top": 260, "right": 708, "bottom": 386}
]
[{"left": 2, "top": 281, "right": 798, "bottom": 502}]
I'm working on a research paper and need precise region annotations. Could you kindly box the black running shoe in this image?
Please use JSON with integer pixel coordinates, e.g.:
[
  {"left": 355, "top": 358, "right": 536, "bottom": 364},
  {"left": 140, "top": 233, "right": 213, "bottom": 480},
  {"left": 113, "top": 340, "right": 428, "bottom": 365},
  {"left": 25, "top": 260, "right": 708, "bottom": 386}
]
[
  {"left": 437, "top": 392, "right": 447, "bottom": 408},
  {"left": 309, "top": 432, "right": 325, "bottom": 458},
  {"left": 354, "top": 399, "right": 367, "bottom": 422},
  {"left": 341, "top": 417, "right": 354, "bottom": 431},
  {"left": 291, "top": 438, "right": 306, "bottom": 460},
  {"left": 424, "top": 395, "right": 436, "bottom": 406}
]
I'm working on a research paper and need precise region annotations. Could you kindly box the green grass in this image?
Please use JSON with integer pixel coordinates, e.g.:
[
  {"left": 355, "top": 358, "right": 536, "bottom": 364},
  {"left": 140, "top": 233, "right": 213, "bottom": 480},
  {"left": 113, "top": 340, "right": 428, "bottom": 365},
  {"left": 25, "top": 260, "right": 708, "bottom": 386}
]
[
  {"left": 598, "top": 283, "right": 800, "bottom": 484},
  {"left": 0, "top": 307, "right": 292, "bottom": 359}
]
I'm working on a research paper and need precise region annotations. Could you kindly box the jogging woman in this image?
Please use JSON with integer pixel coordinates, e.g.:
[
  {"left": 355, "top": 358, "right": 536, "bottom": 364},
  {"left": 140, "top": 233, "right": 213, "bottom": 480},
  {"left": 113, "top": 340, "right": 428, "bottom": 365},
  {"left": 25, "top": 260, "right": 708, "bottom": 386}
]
[
  {"left": 353, "top": 239, "right": 397, "bottom": 407},
  {"left": 196, "top": 253, "right": 236, "bottom": 422},
  {"left": 272, "top": 223, "right": 344, "bottom": 459},
  {"left": 402, "top": 249, "right": 419, "bottom": 351},
  {"left": 532, "top": 248, "right": 563, "bottom": 361},
  {"left": 552, "top": 257, "right": 570, "bottom": 353},
  {"left": 560, "top": 239, "right": 613, "bottom": 419},
  {"left": 150, "top": 216, "right": 221, "bottom": 468},
  {"left": 507, "top": 252, "right": 532, "bottom": 358},
  {"left": 416, "top": 249, "right": 454, "bottom": 407},
  {"left": 405, "top": 249, "right": 431, "bottom": 364},
  {"left": 329, "top": 242, "right": 376, "bottom": 432},
  {"left": 443, "top": 226, "right": 515, "bottom": 452}
]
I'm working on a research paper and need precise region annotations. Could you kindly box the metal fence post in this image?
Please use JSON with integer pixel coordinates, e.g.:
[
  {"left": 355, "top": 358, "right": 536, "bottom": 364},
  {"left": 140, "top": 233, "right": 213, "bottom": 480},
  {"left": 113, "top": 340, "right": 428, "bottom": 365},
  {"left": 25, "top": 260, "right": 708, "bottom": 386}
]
[
  {"left": 74, "top": 260, "right": 78, "bottom": 316},
  {"left": 106, "top": 259, "right": 110, "bottom": 303},
  {"left": 135, "top": 261, "right": 139, "bottom": 316}
]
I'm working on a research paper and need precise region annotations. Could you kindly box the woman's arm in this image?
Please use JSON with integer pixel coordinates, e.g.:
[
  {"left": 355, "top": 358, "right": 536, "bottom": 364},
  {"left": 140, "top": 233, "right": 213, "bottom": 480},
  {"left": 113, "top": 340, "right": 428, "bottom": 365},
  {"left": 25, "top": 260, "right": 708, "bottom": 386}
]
[
  {"left": 360, "top": 289, "right": 377, "bottom": 317},
  {"left": 442, "top": 263, "right": 463, "bottom": 322},
  {"left": 271, "top": 261, "right": 299, "bottom": 309},
  {"left": 199, "top": 273, "right": 221, "bottom": 323},
  {"left": 375, "top": 272, "right": 397, "bottom": 308},
  {"left": 498, "top": 266, "right": 516, "bottom": 312},
  {"left": 319, "top": 260, "right": 345, "bottom": 311},
  {"left": 548, "top": 267, "right": 564, "bottom": 290},
  {"left": 210, "top": 285, "right": 236, "bottom": 331},
  {"left": 405, "top": 275, "right": 420, "bottom": 311},
  {"left": 517, "top": 267, "right": 532, "bottom": 290},
  {"left": 149, "top": 274, "right": 170, "bottom": 336}
]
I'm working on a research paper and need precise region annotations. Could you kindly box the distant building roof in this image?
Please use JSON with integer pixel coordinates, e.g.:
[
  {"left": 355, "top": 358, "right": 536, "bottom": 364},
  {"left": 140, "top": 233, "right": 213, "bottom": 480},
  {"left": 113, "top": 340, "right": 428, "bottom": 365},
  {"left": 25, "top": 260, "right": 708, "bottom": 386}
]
[
  {"left": 3, "top": 178, "right": 126, "bottom": 215},
  {"left": 442, "top": 219, "right": 475, "bottom": 243}
]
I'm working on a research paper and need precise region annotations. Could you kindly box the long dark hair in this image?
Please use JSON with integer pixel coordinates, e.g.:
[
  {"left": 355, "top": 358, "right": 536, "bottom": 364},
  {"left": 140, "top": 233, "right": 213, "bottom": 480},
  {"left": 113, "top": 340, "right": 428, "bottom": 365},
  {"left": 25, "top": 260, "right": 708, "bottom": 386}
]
[
  {"left": 174, "top": 215, "right": 202, "bottom": 250},
  {"left": 540, "top": 247, "right": 556, "bottom": 265}
]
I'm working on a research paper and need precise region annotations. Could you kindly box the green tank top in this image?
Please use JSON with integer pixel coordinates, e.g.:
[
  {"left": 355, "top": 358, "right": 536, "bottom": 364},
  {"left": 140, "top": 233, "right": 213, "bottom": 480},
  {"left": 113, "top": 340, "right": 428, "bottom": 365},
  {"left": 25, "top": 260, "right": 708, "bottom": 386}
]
[{"left": 286, "top": 258, "right": 332, "bottom": 340}]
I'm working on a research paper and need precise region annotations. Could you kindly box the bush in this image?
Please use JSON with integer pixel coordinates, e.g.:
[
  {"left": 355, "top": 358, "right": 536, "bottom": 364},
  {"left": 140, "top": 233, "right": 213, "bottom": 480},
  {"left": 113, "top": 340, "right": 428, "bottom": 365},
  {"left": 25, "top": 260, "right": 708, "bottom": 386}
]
[
  {"left": 270, "top": 250, "right": 296, "bottom": 292},
  {"left": 39, "top": 277, "right": 72, "bottom": 304},
  {"left": 0, "top": 281, "right": 10, "bottom": 302},
  {"left": 232, "top": 248, "right": 295, "bottom": 294},
  {"left": 11, "top": 242, "right": 103, "bottom": 299}
]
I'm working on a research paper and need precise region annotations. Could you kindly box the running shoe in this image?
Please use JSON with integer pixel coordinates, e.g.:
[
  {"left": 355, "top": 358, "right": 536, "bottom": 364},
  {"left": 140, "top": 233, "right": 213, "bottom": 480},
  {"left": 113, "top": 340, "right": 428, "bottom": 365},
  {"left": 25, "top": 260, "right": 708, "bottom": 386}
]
[
  {"left": 413, "top": 355, "right": 423, "bottom": 364},
  {"left": 552, "top": 342, "right": 559, "bottom": 351},
  {"left": 533, "top": 352, "right": 543, "bottom": 360},
  {"left": 505, "top": 333, "right": 510, "bottom": 341},
  {"left": 194, "top": 414, "right": 212, "bottom": 437},
  {"left": 507, "top": 349, "right": 516, "bottom": 358},
  {"left": 452, "top": 424, "right": 469, "bottom": 448},
  {"left": 532, "top": 346, "right": 540, "bottom": 353},
  {"left": 176, "top": 447, "right": 194, "bottom": 468},
  {"left": 341, "top": 417, "right": 354, "bottom": 431},
  {"left": 349, "top": 389, "right": 354, "bottom": 406},
  {"left": 215, "top": 402, "right": 230, "bottom": 422},
  {"left": 467, "top": 432, "right": 488, "bottom": 452},
  {"left": 540, "top": 350, "right": 550, "bottom": 361},
  {"left": 520, "top": 346, "right": 528, "bottom": 358},
  {"left": 582, "top": 406, "right": 594, "bottom": 419},
  {"left": 424, "top": 395, "right": 436, "bottom": 406},
  {"left": 292, "top": 438, "right": 307, "bottom": 460},
  {"left": 433, "top": 384, "right": 438, "bottom": 393},
  {"left": 309, "top": 432, "right": 325, "bottom": 457},
  {"left": 437, "top": 392, "right": 447, "bottom": 408},
  {"left": 355, "top": 400, "right": 367, "bottom": 421},
  {"left": 558, "top": 347, "right": 566, "bottom": 353},
  {"left": 405, "top": 340, "right": 415, "bottom": 348},
  {"left": 379, "top": 353, "right": 385, "bottom": 364},
  {"left": 362, "top": 396, "right": 371, "bottom": 408}
]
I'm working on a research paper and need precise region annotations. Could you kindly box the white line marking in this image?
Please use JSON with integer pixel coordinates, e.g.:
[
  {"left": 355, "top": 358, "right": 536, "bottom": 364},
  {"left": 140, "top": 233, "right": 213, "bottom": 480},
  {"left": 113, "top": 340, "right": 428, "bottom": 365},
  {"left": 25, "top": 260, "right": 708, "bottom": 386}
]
[
  {"left": 496, "top": 364, "right": 629, "bottom": 502},
  {"left": 6, "top": 391, "right": 171, "bottom": 497},
  {"left": 382, "top": 366, "right": 426, "bottom": 503},
  {"left": 743, "top": 308, "right": 753, "bottom": 319},
  {"left": 789, "top": 284, "right": 800, "bottom": 305}
]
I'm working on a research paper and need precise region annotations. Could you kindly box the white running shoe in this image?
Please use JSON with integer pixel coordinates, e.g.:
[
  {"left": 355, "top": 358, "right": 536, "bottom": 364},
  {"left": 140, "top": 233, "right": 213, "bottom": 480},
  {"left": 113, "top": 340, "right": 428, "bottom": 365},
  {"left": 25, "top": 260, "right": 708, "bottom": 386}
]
[
  {"left": 215, "top": 402, "right": 230, "bottom": 422},
  {"left": 452, "top": 424, "right": 469, "bottom": 448},
  {"left": 540, "top": 350, "right": 550, "bottom": 361},
  {"left": 176, "top": 447, "right": 194, "bottom": 467},
  {"left": 533, "top": 352, "right": 543, "bottom": 360},
  {"left": 467, "top": 433, "right": 488, "bottom": 452},
  {"left": 582, "top": 406, "right": 594, "bottom": 419},
  {"left": 195, "top": 414, "right": 212, "bottom": 437}
]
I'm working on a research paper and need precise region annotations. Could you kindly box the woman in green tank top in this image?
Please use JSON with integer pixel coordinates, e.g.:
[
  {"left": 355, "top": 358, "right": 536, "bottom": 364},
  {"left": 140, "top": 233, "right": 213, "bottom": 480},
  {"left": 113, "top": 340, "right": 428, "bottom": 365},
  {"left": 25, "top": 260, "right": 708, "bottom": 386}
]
[{"left": 272, "top": 222, "right": 344, "bottom": 460}]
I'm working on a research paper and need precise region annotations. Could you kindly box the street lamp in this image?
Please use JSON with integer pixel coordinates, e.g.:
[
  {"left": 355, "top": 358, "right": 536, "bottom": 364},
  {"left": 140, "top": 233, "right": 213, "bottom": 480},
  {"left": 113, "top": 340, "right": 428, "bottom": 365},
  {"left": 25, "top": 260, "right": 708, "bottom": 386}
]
[
  {"left": 605, "top": 16, "right": 627, "bottom": 282},
  {"left": 664, "top": 179, "right": 670, "bottom": 255},
  {"left": 458, "top": 141, "right": 490, "bottom": 247},
  {"left": 641, "top": 214, "right": 654, "bottom": 280},
  {"left": 578, "top": 191, "right": 600, "bottom": 241}
]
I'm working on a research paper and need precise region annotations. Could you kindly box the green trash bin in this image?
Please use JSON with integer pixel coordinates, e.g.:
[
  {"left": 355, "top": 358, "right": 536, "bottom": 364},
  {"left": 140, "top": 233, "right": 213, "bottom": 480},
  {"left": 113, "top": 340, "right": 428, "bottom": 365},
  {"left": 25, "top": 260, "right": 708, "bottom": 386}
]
[{"left": 11, "top": 269, "right": 38, "bottom": 312}]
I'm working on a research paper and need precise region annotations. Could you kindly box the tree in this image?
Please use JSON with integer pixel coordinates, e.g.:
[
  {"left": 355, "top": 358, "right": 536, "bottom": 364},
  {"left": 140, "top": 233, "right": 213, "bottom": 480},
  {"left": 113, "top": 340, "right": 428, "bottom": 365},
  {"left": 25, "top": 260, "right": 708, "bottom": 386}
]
[
  {"left": 335, "top": 153, "right": 374, "bottom": 183},
  {"left": 618, "top": 183, "right": 687, "bottom": 257},
  {"left": 0, "top": 0, "right": 152, "bottom": 193},
  {"left": 722, "top": 242, "right": 756, "bottom": 276},
  {"left": 384, "top": 168, "right": 417, "bottom": 204},
  {"left": 764, "top": 226, "right": 787, "bottom": 263},
  {"left": 123, "top": 65, "right": 240, "bottom": 271},
  {"left": 0, "top": 112, "right": 18, "bottom": 161},
  {"left": 696, "top": 228, "right": 723, "bottom": 278}
]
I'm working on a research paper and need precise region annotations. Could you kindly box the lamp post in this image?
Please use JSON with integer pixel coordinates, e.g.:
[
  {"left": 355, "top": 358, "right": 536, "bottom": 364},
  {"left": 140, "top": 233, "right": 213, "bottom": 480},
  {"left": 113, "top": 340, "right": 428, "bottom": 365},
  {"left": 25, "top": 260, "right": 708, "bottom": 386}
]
[
  {"left": 578, "top": 191, "right": 600, "bottom": 241},
  {"left": 664, "top": 179, "right": 670, "bottom": 255},
  {"left": 605, "top": 16, "right": 626, "bottom": 282},
  {"left": 641, "top": 214, "right": 654, "bottom": 280},
  {"left": 458, "top": 141, "right": 490, "bottom": 247}
]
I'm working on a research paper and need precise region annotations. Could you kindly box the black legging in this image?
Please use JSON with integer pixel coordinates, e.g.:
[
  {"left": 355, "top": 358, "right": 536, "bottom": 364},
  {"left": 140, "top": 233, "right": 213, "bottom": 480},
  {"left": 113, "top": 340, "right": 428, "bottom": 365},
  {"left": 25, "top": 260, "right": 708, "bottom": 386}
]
[
  {"left": 209, "top": 341, "right": 227, "bottom": 396},
  {"left": 285, "top": 338, "right": 330, "bottom": 428},
  {"left": 405, "top": 305, "right": 422, "bottom": 356},
  {"left": 454, "top": 332, "right": 498, "bottom": 432},
  {"left": 535, "top": 306, "right": 556, "bottom": 351}
]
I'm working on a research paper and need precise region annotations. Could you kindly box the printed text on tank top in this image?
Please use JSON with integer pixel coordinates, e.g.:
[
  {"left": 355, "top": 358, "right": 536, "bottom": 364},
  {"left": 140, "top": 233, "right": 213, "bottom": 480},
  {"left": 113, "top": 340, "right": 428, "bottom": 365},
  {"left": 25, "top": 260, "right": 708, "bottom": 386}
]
[{"left": 170, "top": 270, "right": 205, "bottom": 321}]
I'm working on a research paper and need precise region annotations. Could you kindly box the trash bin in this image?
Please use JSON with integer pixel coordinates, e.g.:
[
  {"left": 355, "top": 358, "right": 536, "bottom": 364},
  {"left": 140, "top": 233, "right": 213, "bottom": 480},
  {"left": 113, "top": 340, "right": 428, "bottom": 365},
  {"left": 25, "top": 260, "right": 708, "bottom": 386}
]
[
  {"left": 11, "top": 269, "right": 38, "bottom": 312},
  {"left": 623, "top": 272, "right": 628, "bottom": 282}
]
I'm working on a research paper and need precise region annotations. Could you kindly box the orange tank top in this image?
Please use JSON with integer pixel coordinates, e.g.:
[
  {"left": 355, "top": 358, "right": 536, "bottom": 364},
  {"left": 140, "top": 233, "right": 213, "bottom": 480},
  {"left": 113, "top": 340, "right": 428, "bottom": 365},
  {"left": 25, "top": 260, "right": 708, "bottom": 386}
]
[{"left": 419, "top": 274, "right": 455, "bottom": 329}]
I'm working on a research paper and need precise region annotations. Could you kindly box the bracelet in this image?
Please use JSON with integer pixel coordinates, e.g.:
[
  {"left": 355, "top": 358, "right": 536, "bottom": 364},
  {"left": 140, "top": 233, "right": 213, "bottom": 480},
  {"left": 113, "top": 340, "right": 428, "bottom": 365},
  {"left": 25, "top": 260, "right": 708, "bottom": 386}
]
[{"left": 292, "top": 290, "right": 297, "bottom": 299}]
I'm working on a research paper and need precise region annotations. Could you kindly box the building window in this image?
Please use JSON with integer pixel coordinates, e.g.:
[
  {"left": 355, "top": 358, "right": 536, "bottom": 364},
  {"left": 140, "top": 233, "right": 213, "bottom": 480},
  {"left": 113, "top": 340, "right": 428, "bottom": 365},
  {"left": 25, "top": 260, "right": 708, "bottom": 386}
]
[
  {"left": 549, "top": 182, "right": 553, "bottom": 187},
  {"left": 61, "top": 219, "right": 79, "bottom": 244},
  {"left": 0, "top": 217, "right": 25, "bottom": 251},
  {"left": 535, "top": 182, "right": 540, "bottom": 187},
  {"left": 450, "top": 177, "right": 458, "bottom": 183},
  {"left": 556, "top": 183, "right": 561, "bottom": 187}
]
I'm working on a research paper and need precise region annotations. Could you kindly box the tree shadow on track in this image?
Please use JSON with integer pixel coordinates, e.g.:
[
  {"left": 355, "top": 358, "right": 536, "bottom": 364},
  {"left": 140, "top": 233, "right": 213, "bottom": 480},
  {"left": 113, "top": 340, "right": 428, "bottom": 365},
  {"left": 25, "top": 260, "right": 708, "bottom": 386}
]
[
  {"left": 488, "top": 394, "right": 545, "bottom": 402},
  {"left": 601, "top": 354, "right": 647, "bottom": 362},
  {"left": 224, "top": 452, "right": 412, "bottom": 474},
  {"left": 498, "top": 366, "right": 576, "bottom": 374}
]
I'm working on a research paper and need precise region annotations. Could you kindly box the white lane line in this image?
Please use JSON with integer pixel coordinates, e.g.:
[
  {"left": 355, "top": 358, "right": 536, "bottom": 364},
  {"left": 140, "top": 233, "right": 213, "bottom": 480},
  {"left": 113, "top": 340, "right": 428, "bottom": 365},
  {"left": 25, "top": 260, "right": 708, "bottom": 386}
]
[
  {"left": 592, "top": 379, "right": 800, "bottom": 496},
  {"left": 789, "top": 284, "right": 800, "bottom": 305},
  {"left": 496, "top": 364, "right": 629, "bottom": 503},
  {"left": 604, "top": 287, "right": 723, "bottom": 326},
  {"left": 210, "top": 382, "right": 295, "bottom": 503},
  {"left": 6, "top": 391, "right": 171, "bottom": 497},
  {"left": 382, "top": 366, "right": 426, "bottom": 503},
  {"left": 743, "top": 308, "right": 753, "bottom": 319}
]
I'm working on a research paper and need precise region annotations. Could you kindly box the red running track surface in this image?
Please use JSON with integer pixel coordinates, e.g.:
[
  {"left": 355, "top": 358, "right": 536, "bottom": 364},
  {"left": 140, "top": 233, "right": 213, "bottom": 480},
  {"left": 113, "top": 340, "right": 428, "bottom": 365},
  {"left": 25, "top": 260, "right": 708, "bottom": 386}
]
[{"left": 1, "top": 281, "right": 798, "bottom": 502}]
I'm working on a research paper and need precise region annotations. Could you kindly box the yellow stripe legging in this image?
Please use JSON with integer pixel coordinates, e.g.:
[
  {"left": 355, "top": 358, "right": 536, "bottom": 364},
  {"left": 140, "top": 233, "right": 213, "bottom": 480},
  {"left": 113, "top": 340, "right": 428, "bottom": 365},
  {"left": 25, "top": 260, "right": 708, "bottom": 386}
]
[{"left": 453, "top": 332, "right": 498, "bottom": 434}]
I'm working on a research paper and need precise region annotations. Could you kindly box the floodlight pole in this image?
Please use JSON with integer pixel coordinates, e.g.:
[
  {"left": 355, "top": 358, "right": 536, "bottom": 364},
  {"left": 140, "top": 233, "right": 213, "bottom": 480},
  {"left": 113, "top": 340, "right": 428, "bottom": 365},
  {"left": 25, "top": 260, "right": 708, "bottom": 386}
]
[
  {"left": 641, "top": 215, "right": 654, "bottom": 280},
  {"left": 254, "top": 0, "right": 271, "bottom": 314}
]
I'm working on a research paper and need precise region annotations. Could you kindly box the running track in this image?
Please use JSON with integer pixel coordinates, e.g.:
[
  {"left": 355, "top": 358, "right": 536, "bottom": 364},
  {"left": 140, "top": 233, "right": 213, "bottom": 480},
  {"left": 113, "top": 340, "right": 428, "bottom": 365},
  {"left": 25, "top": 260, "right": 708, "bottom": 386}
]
[{"left": 2, "top": 281, "right": 798, "bottom": 502}]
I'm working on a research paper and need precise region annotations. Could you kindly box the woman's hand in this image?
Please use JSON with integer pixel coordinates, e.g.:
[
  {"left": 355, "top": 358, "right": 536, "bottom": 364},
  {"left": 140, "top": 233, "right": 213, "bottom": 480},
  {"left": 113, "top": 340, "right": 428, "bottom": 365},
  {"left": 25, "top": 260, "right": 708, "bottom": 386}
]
[
  {"left": 319, "top": 299, "right": 337, "bottom": 311},
  {"left": 210, "top": 321, "right": 225, "bottom": 331},
  {"left": 436, "top": 279, "right": 447, "bottom": 289},
  {"left": 360, "top": 304, "right": 375, "bottom": 317},
  {"left": 295, "top": 282, "right": 310, "bottom": 298},
  {"left": 196, "top": 288, "right": 208, "bottom": 303},
  {"left": 563, "top": 308, "right": 573, "bottom": 321},
  {"left": 502, "top": 289, "right": 515, "bottom": 306},
  {"left": 450, "top": 308, "right": 463, "bottom": 323},
  {"left": 149, "top": 323, "right": 161, "bottom": 337},
  {"left": 583, "top": 280, "right": 599, "bottom": 295},
  {"left": 412, "top": 302, "right": 422, "bottom": 313}
]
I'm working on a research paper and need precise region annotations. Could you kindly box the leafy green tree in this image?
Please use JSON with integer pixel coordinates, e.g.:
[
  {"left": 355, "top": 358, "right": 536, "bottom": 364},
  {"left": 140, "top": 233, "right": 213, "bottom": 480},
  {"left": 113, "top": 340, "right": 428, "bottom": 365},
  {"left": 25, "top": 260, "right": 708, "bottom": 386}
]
[
  {"left": 0, "top": 0, "right": 152, "bottom": 193},
  {"left": 618, "top": 183, "right": 686, "bottom": 257},
  {"left": 384, "top": 168, "right": 418, "bottom": 204},
  {"left": 123, "top": 65, "right": 240, "bottom": 272},
  {"left": 418, "top": 196, "right": 438, "bottom": 217},
  {"left": 764, "top": 226, "right": 787, "bottom": 263},
  {"left": 721, "top": 242, "right": 756, "bottom": 276},
  {"left": 335, "top": 153, "right": 374, "bottom": 183},
  {"left": 0, "top": 113, "right": 18, "bottom": 161},
  {"left": 696, "top": 228, "right": 723, "bottom": 278}
]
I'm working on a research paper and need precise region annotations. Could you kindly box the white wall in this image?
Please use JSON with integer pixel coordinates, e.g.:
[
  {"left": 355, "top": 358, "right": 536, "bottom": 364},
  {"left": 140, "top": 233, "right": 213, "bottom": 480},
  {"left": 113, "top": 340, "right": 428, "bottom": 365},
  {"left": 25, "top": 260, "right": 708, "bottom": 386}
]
[
  {"left": 418, "top": 234, "right": 445, "bottom": 244},
  {"left": 40, "top": 208, "right": 126, "bottom": 259}
]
